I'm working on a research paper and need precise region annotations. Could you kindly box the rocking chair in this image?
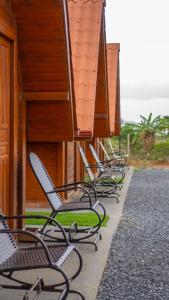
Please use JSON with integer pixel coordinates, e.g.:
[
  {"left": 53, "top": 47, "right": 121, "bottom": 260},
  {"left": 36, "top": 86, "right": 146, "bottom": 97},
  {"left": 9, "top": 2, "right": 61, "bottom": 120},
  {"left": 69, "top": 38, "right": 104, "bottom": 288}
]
[
  {"left": 0, "top": 211, "right": 84, "bottom": 300},
  {"left": 29, "top": 152, "right": 106, "bottom": 251},
  {"left": 78, "top": 145, "right": 120, "bottom": 202}
]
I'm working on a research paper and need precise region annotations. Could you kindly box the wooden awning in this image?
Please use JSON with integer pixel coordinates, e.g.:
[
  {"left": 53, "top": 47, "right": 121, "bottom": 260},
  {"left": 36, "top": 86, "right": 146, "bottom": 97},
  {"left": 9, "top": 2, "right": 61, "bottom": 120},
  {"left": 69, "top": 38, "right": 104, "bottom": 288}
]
[
  {"left": 107, "top": 43, "right": 121, "bottom": 136},
  {"left": 12, "top": 0, "right": 76, "bottom": 141},
  {"left": 94, "top": 12, "right": 110, "bottom": 137},
  {"left": 68, "top": 0, "right": 106, "bottom": 138}
]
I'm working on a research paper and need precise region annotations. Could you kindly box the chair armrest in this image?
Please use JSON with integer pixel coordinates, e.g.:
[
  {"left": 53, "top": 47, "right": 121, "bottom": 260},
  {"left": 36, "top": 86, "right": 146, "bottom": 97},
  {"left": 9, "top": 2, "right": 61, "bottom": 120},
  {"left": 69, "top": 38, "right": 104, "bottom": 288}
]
[
  {"left": 3, "top": 215, "right": 69, "bottom": 244},
  {"left": 113, "top": 149, "right": 127, "bottom": 155},
  {"left": 101, "top": 159, "right": 123, "bottom": 169},
  {"left": 107, "top": 155, "right": 124, "bottom": 165},
  {"left": 56, "top": 181, "right": 97, "bottom": 202},
  {"left": 56, "top": 181, "right": 91, "bottom": 188},
  {"left": 48, "top": 185, "right": 93, "bottom": 207},
  {"left": 100, "top": 159, "right": 116, "bottom": 164},
  {"left": 0, "top": 228, "right": 53, "bottom": 265},
  {"left": 110, "top": 151, "right": 127, "bottom": 160},
  {"left": 86, "top": 164, "right": 100, "bottom": 168},
  {"left": 97, "top": 163, "right": 114, "bottom": 178}
]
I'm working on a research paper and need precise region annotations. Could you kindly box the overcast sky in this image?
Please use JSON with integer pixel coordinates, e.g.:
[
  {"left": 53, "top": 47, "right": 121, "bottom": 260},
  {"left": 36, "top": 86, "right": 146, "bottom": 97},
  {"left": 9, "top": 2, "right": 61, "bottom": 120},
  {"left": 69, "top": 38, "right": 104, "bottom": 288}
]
[{"left": 105, "top": 0, "right": 169, "bottom": 121}]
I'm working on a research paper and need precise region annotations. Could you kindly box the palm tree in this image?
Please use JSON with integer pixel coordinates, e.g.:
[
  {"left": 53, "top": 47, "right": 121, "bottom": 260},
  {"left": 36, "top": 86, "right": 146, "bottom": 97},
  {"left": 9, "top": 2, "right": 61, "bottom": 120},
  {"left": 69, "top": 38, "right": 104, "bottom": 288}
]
[{"left": 135, "top": 113, "right": 161, "bottom": 156}]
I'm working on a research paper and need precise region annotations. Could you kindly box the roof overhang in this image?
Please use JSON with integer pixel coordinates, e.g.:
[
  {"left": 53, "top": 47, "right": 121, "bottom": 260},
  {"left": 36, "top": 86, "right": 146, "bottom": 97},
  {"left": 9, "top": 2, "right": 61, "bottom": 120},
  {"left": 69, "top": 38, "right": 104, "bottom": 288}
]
[
  {"left": 68, "top": 0, "right": 106, "bottom": 139},
  {"left": 94, "top": 10, "right": 110, "bottom": 137}
]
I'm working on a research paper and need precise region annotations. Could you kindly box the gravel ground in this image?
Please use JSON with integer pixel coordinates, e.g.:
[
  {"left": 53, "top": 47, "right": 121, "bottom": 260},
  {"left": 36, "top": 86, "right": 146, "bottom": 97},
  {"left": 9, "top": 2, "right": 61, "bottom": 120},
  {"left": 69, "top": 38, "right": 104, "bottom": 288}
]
[{"left": 97, "top": 169, "right": 169, "bottom": 300}]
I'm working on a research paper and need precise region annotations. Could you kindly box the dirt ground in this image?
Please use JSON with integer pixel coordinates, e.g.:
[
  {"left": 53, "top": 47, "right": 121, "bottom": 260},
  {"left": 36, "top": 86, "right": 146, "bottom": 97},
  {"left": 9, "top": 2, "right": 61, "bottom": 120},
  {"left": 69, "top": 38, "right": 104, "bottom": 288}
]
[{"left": 129, "top": 159, "right": 169, "bottom": 169}]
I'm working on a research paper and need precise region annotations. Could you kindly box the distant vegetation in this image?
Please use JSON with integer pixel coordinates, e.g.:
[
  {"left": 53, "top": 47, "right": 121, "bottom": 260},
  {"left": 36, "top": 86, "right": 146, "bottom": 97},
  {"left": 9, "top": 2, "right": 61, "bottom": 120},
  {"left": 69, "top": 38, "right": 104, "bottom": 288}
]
[{"left": 111, "top": 114, "right": 169, "bottom": 163}]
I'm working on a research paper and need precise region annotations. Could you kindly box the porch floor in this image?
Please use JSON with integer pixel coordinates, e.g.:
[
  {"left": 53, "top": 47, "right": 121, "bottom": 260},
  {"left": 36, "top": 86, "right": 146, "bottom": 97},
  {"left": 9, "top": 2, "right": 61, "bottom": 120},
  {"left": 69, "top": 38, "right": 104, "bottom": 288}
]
[{"left": 0, "top": 168, "right": 133, "bottom": 300}]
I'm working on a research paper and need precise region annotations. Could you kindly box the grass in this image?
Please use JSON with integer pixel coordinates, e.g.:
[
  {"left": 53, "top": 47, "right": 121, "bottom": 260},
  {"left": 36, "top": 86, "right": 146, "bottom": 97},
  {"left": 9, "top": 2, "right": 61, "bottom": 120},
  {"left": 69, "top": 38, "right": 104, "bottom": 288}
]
[
  {"left": 85, "top": 175, "right": 124, "bottom": 184},
  {"left": 26, "top": 211, "right": 109, "bottom": 227}
]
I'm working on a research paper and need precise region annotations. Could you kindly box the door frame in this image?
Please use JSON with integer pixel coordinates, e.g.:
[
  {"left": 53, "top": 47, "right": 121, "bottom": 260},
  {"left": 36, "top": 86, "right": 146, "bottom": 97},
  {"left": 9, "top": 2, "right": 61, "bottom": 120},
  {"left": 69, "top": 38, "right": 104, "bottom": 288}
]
[{"left": 0, "top": 17, "right": 18, "bottom": 218}]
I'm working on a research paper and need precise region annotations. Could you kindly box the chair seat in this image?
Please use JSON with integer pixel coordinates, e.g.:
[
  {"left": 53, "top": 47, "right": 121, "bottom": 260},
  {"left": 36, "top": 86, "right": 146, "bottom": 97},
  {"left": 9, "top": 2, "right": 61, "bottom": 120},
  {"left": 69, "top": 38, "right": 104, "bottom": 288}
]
[
  {"left": 0, "top": 244, "right": 74, "bottom": 272},
  {"left": 57, "top": 200, "right": 96, "bottom": 212}
]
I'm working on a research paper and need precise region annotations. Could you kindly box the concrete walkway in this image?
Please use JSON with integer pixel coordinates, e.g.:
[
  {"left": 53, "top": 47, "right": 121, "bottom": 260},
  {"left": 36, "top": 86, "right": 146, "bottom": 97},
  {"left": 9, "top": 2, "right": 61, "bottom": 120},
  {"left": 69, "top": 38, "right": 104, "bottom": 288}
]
[{"left": 0, "top": 168, "right": 133, "bottom": 300}]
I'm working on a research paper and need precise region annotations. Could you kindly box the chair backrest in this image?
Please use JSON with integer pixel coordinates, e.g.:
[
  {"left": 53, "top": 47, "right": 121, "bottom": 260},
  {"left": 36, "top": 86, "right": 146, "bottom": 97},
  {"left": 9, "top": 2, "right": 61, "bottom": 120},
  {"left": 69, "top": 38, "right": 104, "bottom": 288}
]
[
  {"left": 89, "top": 144, "right": 105, "bottom": 173},
  {"left": 108, "top": 138, "right": 119, "bottom": 159},
  {"left": 0, "top": 210, "right": 17, "bottom": 265},
  {"left": 99, "top": 141, "right": 110, "bottom": 160},
  {"left": 108, "top": 138, "right": 114, "bottom": 152},
  {"left": 78, "top": 145, "right": 94, "bottom": 182},
  {"left": 29, "top": 153, "right": 62, "bottom": 210}
]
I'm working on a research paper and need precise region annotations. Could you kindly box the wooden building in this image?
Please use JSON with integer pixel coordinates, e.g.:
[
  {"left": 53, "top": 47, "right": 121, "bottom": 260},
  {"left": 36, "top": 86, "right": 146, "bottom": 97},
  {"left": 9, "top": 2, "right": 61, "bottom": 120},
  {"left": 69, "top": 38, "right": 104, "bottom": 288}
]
[{"left": 0, "top": 0, "right": 121, "bottom": 214}]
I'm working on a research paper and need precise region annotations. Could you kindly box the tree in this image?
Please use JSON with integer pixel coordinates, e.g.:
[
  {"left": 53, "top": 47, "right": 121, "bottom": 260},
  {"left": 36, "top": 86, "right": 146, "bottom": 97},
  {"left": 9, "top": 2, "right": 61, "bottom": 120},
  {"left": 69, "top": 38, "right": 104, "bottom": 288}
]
[
  {"left": 134, "top": 113, "right": 161, "bottom": 156},
  {"left": 121, "top": 123, "right": 137, "bottom": 143},
  {"left": 158, "top": 116, "right": 169, "bottom": 136}
]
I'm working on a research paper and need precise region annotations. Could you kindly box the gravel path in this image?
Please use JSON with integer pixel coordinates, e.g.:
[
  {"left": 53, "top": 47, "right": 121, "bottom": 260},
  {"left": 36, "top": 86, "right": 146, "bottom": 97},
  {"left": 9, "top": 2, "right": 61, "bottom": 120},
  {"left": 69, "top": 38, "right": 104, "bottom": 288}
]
[{"left": 97, "top": 169, "right": 169, "bottom": 300}]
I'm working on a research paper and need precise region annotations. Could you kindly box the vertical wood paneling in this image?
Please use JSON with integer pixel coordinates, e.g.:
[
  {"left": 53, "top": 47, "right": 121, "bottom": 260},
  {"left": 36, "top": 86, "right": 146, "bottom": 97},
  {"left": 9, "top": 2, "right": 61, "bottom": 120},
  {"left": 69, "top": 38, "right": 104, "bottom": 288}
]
[
  {"left": 66, "top": 142, "right": 75, "bottom": 184},
  {"left": 74, "top": 142, "right": 83, "bottom": 182},
  {"left": 0, "top": 36, "right": 10, "bottom": 215}
]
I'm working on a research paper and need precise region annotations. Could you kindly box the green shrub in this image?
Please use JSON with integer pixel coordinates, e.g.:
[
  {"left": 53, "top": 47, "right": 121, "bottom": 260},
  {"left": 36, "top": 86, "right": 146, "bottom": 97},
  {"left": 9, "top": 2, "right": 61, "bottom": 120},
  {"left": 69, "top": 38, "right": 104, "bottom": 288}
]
[{"left": 148, "top": 141, "right": 169, "bottom": 161}]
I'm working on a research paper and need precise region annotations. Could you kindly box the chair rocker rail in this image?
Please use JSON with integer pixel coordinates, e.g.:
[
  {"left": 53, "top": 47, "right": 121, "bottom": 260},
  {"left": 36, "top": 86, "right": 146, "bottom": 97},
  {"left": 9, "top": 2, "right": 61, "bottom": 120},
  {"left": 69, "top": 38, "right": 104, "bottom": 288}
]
[
  {"left": 38, "top": 211, "right": 103, "bottom": 250},
  {"left": 1, "top": 271, "right": 70, "bottom": 300},
  {"left": 94, "top": 188, "right": 120, "bottom": 201},
  {"left": 37, "top": 203, "right": 105, "bottom": 246},
  {"left": 23, "top": 277, "right": 43, "bottom": 300}
]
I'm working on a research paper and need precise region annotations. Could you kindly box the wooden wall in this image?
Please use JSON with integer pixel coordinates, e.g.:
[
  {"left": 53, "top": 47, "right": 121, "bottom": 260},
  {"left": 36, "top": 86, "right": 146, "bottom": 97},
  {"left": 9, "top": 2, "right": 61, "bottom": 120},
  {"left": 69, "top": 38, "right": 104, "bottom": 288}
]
[
  {"left": 26, "top": 142, "right": 66, "bottom": 208},
  {"left": 26, "top": 141, "right": 84, "bottom": 208},
  {"left": 0, "top": 0, "right": 18, "bottom": 219}
]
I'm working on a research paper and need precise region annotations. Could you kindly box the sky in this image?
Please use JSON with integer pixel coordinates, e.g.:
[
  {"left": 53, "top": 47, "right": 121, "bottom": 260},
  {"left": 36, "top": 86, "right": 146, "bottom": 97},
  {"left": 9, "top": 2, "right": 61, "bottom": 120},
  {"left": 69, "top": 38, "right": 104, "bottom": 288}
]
[{"left": 105, "top": 0, "right": 169, "bottom": 122}]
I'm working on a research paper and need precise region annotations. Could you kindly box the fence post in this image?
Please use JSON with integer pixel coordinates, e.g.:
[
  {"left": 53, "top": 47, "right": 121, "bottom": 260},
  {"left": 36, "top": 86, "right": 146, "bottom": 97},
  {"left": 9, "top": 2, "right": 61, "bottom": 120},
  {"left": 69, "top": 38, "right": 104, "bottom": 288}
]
[{"left": 127, "top": 133, "right": 130, "bottom": 158}]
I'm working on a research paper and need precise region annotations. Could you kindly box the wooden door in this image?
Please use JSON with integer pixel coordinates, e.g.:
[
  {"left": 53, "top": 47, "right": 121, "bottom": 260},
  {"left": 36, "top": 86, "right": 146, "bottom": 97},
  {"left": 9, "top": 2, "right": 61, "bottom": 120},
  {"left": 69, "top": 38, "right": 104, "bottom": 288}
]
[{"left": 0, "top": 36, "right": 11, "bottom": 215}]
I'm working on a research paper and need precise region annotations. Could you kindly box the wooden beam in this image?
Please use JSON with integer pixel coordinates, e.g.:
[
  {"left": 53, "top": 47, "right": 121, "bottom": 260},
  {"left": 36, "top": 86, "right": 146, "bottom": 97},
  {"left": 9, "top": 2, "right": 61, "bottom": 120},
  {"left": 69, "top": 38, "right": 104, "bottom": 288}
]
[
  {"left": 75, "top": 130, "right": 93, "bottom": 138},
  {"left": 23, "top": 91, "right": 69, "bottom": 102},
  {"left": 95, "top": 113, "right": 108, "bottom": 119}
]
